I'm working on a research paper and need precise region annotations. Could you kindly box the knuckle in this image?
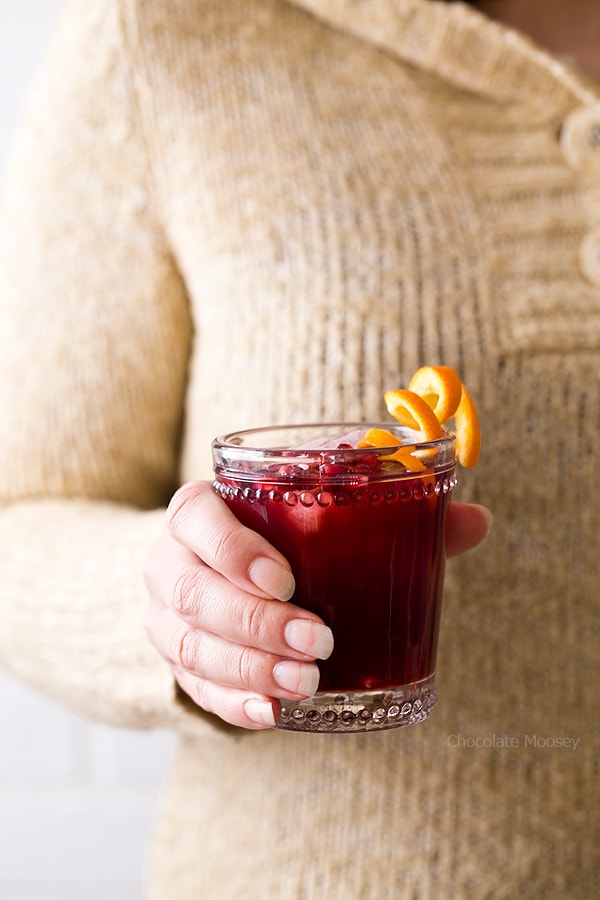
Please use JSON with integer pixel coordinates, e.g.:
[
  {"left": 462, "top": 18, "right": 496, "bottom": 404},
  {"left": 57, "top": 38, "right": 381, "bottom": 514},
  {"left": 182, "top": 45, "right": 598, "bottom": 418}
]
[
  {"left": 171, "top": 564, "right": 203, "bottom": 617},
  {"left": 174, "top": 668, "right": 209, "bottom": 713},
  {"left": 205, "top": 521, "right": 240, "bottom": 568},
  {"left": 191, "top": 678, "right": 212, "bottom": 714},
  {"left": 166, "top": 481, "right": 203, "bottom": 535},
  {"left": 239, "top": 598, "right": 270, "bottom": 645},
  {"left": 235, "top": 645, "right": 256, "bottom": 690},
  {"left": 176, "top": 627, "right": 202, "bottom": 671}
]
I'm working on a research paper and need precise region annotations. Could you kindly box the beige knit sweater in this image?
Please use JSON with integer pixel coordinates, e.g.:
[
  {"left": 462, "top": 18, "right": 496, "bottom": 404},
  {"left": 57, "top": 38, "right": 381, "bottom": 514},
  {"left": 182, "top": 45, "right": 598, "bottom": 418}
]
[{"left": 0, "top": 1, "right": 598, "bottom": 896}]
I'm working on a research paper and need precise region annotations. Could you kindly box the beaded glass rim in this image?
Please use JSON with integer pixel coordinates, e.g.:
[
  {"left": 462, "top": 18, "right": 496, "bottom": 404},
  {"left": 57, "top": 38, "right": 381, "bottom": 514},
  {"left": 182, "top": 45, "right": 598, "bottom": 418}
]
[{"left": 212, "top": 422, "right": 456, "bottom": 480}]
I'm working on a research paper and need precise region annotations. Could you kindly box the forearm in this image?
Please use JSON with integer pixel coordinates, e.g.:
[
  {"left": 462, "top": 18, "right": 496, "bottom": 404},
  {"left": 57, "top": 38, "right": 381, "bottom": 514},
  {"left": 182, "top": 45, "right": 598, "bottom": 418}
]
[
  {"left": 0, "top": 1, "right": 211, "bottom": 737},
  {"left": 0, "top": 498, "right": 213, "bottom": 735}
]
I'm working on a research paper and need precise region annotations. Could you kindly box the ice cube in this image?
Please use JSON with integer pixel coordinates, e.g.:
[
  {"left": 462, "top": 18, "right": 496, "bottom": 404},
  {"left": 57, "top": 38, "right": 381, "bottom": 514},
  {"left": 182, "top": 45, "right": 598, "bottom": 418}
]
[{"left": 295, "top": 428, "right": 367, "bottom": 451}]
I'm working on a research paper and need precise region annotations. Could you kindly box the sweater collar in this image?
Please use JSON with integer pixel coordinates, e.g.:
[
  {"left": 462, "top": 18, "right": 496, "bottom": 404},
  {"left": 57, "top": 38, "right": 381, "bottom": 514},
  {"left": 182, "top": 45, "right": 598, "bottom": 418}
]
[{"left": 286, "top": 0, "right": 598, "bottom": 114}]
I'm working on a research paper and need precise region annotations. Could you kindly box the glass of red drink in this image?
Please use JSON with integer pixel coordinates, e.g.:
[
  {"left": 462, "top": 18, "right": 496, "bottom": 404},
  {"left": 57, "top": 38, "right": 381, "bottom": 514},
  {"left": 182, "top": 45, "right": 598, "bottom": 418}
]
[{"left": 212, "top": 423, "right": 456, "bottom": 733}]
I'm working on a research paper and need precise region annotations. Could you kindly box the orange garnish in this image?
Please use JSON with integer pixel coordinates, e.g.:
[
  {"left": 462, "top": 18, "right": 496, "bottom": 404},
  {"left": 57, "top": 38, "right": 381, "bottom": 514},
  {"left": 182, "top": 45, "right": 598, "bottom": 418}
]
[
  {"left": 358, "top": 427, "right": 428, "bottom": 471},
  {"left": 453, "top": 384, "right": 481, "bottom": 468},
  {"left": 408, "top": 365, "right": 462, "bottom": 424},
  {"left": 384, "top": 366, "right": 481, "bottom": 469},
  {"left": 383, "top": 389, "right": 444, "bottom": 441},
  {"left": 358, "top": 427, "right": 401, "bottom": 449}
]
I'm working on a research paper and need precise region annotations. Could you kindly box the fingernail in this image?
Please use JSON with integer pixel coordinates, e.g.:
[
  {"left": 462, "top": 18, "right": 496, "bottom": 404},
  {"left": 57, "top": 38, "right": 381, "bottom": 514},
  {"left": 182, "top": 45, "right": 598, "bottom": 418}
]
[
  {"left": 285, "top": 618, "right": 334, "bottom": 660},
  {"left": 273, "top": 660, "right": 320, "bottom": 697},
  {"left": 249, "top": 557, "right": 295, "bottom": 601},
  {"left": 244, "top": 699, "right": 276, "bottom": 727}
]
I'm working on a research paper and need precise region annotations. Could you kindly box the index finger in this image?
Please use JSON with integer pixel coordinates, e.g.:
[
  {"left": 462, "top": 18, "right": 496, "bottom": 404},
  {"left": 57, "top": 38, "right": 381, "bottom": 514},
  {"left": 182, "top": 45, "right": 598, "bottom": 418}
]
[{"left": 166, "top": 481, "right": 295, "bottom": 602}]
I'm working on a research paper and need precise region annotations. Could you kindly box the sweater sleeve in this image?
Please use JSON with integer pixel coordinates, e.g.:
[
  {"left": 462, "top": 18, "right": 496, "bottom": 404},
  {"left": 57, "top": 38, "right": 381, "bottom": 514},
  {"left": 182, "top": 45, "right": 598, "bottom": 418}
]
[{"left": 0, "top": 0, "right": 221, "bottom": 736}]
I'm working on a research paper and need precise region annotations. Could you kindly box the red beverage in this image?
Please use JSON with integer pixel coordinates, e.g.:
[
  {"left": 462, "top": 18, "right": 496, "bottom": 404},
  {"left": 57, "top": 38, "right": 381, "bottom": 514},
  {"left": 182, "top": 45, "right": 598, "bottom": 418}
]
[{"left": 212, "top": 424, "right": 456, "bottom": 732}]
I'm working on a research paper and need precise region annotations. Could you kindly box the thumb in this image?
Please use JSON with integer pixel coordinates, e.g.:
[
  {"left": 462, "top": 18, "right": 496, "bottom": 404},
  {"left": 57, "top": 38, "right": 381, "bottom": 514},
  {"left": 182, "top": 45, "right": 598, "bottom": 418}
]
[{"left": 445, "top": 502, "right": 493, "bottom": 558}]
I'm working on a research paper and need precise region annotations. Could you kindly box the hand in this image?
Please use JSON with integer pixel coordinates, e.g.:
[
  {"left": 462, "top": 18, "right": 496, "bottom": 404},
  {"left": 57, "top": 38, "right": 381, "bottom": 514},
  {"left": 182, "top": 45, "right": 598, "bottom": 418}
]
[
  {"left": 144, "top": 482, "right": 492, "bottom": 731},
  {"left": 143, "top": 481, "right": 334, "bottom": 730}
]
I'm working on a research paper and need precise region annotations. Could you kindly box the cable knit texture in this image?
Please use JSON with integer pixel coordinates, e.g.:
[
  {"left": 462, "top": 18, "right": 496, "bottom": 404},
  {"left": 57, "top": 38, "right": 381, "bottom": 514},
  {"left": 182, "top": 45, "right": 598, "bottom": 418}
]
[{"left": 0, "top": 1, "right": 598, "bottom": 896}]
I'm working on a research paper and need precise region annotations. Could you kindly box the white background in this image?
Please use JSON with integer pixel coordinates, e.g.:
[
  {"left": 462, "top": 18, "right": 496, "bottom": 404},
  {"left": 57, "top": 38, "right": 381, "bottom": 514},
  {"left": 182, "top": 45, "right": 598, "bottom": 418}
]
[{"left": 0, "top": 3, "right": 176, "bottom": 898}]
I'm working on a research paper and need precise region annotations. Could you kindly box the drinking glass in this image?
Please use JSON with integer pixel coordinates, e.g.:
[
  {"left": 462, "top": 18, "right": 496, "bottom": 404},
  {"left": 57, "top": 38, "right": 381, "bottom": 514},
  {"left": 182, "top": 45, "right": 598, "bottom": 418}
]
[{"left": 212, "top": 423, "right": 456, "bottom": 733}]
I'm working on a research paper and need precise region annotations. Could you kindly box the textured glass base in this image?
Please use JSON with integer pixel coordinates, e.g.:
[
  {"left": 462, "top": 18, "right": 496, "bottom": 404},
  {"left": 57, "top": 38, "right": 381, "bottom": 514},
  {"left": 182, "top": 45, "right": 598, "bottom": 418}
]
[{"left": 277, "top": 674, "right": 437, "bottom": 733}]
